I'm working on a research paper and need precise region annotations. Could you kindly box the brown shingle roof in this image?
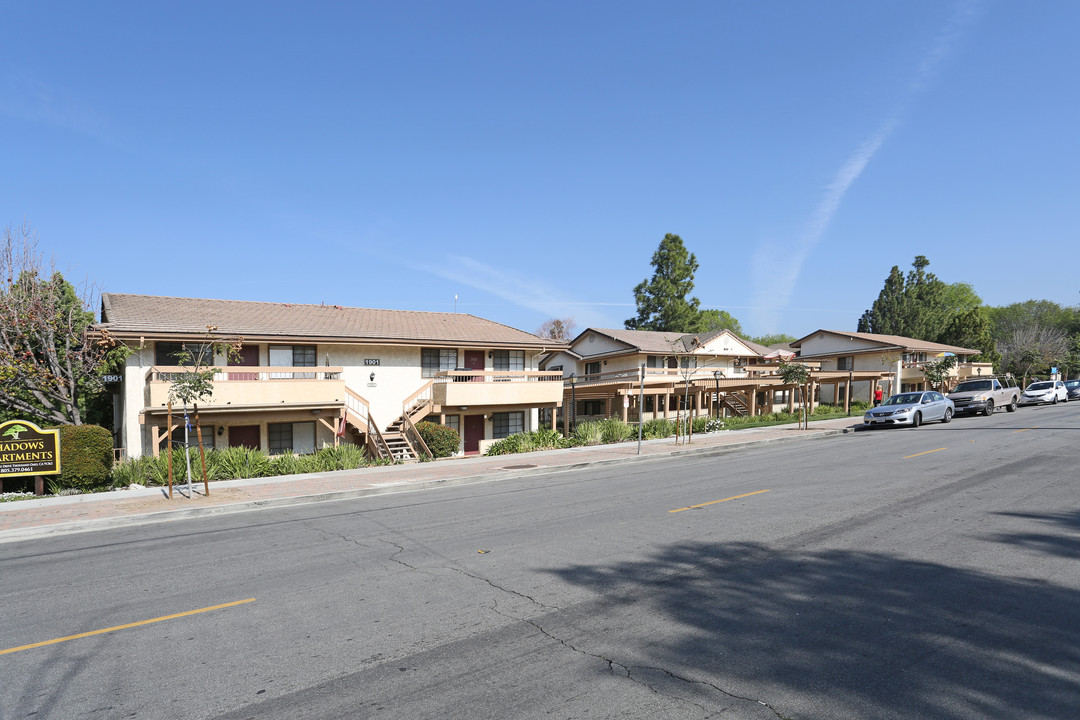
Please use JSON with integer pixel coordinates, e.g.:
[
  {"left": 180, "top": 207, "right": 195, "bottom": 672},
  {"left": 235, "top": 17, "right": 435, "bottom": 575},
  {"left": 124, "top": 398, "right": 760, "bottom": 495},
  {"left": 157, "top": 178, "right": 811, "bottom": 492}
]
[
  {"left": 790, "top": 329, "right": 979, "bottom": 356},
  {"left": 98, "top": 294, "right": 557, "bottom": 348},
  {"left": 581, "top": 328, "right": 762, "bottom": 356}
]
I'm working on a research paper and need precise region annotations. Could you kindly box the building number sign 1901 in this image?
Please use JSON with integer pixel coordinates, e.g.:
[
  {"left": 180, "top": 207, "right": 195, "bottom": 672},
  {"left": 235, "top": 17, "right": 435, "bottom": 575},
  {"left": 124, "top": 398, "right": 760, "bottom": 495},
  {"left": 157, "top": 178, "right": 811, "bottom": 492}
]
[{"left": 364, "top": 359, "right": 380, "bottom": 366}]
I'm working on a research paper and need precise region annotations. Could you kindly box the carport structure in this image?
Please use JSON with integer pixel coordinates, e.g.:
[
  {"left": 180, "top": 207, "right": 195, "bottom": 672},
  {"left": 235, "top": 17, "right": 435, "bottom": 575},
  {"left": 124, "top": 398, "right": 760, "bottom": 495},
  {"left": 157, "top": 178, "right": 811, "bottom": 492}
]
[{"left": 559, "top": 364, "right": 892, "bottom": 433}]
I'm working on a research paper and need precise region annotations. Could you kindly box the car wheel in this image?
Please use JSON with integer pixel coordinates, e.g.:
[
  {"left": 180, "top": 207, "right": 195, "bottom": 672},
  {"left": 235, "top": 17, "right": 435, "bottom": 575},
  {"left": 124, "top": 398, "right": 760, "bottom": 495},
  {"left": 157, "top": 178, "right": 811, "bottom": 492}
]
[
  {"left": 942, "top": 408, "right": 953, "bottom": 424},
  {"left": 1007, "top": 398, "right": 1017, "bottom": 412},
  {"left": 911, "top": 411, "right": 921, "bottom": 428},
  {"left": 983, "top": 399, "right": 994, "bottom": 417},
  {"left": 1052, "top": 395, "right": 1058, "bottom": 404}
]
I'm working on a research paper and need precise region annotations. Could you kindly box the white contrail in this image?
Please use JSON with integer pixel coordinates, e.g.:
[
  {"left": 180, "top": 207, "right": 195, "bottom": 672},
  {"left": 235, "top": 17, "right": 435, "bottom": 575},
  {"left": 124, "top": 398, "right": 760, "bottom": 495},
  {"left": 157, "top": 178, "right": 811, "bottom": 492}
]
[{"left": 748, "top": 0, "right": 981, "bottom": 332}]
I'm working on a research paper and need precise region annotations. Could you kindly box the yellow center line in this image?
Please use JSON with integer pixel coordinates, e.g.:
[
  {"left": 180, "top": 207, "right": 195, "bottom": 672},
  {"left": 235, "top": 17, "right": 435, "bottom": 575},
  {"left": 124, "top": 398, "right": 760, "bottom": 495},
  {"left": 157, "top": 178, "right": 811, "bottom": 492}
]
[
  {"left": 670, "top": 489, "right": 770, "bottom": 513},
  {"left": 903, "top": 448, "right": 947, "bottom": 459},
  {"left": 1013, "top": 426, "right": 1039, "bottom": 433},
  {"left": 0, "top": 598, "right": 256, "bottom": 656}
]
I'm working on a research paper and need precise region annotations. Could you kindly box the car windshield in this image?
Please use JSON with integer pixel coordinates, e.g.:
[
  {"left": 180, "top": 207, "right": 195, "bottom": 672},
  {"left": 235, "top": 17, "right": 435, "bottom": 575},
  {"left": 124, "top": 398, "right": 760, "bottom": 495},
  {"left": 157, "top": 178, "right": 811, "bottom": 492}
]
[
  {"left": 954, "top": 380, "right": 991, "bottom": 392},
  {"left": 882, "top": 393, "right": 922, "bottom": 406},
  {"left": 1027, "top": 382, "right": 1052, "bottom": 391},
  {"left": 1066, "top": 380, "right": 1080, "bottom": 389}
]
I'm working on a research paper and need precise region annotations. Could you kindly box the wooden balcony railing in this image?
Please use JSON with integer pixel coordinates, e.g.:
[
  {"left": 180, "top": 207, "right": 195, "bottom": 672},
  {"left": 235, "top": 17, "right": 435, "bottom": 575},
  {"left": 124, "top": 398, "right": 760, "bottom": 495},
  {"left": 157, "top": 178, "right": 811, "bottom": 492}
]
[
  {"left": 144, "top": 366, "right": 346, "bottom": 408},
  {"left": 146, "top": 366, "right": 344, "bottom": 383}
]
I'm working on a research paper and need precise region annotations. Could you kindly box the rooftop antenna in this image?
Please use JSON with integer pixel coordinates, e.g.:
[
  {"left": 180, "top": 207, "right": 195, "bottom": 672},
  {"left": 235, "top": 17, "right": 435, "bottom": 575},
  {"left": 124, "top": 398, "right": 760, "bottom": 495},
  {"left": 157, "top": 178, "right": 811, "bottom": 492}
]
[{"left": 454, "top": 293, "right": 458, "bottom": 312}]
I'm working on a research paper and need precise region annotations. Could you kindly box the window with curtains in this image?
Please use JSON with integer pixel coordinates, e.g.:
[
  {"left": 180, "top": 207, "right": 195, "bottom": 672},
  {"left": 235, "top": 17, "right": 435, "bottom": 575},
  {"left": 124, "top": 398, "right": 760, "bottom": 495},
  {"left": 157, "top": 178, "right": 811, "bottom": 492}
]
[
  {"left": 422, "top": 348, "right": 458, "bottom": 377},
  {"left": 491, "top": 350, "right": 524, "bottom": 371}
]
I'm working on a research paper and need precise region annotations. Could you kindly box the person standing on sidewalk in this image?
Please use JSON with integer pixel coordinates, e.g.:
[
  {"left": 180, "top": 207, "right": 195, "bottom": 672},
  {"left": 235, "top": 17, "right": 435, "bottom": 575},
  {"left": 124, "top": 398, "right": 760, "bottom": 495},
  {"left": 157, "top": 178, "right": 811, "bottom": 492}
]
[{"left": 873, "top": 385, "right": 883, "bottom": 406}]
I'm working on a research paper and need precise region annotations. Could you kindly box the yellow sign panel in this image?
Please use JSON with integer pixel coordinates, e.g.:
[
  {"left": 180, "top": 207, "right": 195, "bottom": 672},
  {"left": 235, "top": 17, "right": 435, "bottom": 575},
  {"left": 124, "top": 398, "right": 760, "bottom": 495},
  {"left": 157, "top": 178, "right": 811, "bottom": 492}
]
[{"left": 0, "top": 420, "right": 61, "bottom": 477}]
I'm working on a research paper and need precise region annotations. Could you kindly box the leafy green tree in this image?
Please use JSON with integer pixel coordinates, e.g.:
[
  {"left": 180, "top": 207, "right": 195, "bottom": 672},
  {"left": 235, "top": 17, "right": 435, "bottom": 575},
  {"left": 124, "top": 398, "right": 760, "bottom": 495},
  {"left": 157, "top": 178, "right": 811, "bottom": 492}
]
[
  {"left": 938, "top": 307, "right": 1000, "bottom": 368},
  {"left": 0, "top": 223, "right": 121, "bottom": 426},
  {"left": 751, "top": 333, "right": 797, "bottom": 346},
  {"left": 777, "top": 361, "right": 811, "bottom": 429},
  {"left": 697, "top": 309, "right": 744, "bottom": 336},
  {"left": 858, "top": 256, "right": 985, "bottom": 347},
  {"left": 921, "top": 355, "right": 958, "bottom": 391},
  {"left": 626, "top": 233, "right": 743, "bottom": 335},
  {"left": 626, "top": 233, "right": 705, "bottom": 332}
]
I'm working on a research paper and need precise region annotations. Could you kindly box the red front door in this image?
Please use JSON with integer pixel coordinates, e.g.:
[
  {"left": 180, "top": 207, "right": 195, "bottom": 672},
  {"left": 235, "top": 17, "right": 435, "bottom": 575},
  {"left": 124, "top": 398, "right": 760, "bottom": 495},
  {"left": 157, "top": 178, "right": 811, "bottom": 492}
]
[
  {"left": 228, "top": 346, "right": 259, "bottom": 380},
  {"left": 463, "top": 415, "right": 484, "bottom": 455},
  {"left": 464, "top": 350, "right": 485, "bottom": 382},
  {"left": 229, "top": 425, "right": 260, "bottom": 450}
]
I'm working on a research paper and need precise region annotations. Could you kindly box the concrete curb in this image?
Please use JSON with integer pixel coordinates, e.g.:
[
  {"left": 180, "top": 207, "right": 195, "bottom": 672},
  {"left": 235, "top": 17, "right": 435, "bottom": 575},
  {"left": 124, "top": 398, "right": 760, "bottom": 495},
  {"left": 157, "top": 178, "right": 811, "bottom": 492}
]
[{"left": 0, "top": 425, "right": 856, "bottom": 544}]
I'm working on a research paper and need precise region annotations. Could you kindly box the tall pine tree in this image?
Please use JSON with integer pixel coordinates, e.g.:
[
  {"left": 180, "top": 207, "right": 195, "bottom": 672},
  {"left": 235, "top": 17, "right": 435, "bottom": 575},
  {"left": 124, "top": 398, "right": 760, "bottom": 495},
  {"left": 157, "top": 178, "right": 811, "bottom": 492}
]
[{"left": 626, "top": 233, "right": 704, "bottom": 332}]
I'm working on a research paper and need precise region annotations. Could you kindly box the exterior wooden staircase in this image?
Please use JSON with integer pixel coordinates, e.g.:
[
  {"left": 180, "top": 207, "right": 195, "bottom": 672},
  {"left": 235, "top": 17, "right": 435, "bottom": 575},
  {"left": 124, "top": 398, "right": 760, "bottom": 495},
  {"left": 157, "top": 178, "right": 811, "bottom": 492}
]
[{"left": 720, "top": 390, "right": 750, "bottom": 417}]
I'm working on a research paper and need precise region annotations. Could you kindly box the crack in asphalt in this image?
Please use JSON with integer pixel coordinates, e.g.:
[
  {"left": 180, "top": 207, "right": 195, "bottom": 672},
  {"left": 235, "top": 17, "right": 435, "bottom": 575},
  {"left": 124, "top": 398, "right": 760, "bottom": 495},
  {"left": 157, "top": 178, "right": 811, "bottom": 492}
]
[
  {"left": 455, "top": 570, "right": 786, "bottom": 719},
  {"left": 350, "top": 536, "right": 789, "bottom": 717},
  {"left": 451, "top": 567, "right": 561, "bottom": 610}
]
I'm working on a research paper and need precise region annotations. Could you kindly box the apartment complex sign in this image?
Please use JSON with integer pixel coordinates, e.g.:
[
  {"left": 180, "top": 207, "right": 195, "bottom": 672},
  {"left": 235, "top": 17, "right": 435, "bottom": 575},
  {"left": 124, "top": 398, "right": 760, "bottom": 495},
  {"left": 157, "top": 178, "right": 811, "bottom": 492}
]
[{"left": 0, "top": 420, "right": 61, "bottom": 478}]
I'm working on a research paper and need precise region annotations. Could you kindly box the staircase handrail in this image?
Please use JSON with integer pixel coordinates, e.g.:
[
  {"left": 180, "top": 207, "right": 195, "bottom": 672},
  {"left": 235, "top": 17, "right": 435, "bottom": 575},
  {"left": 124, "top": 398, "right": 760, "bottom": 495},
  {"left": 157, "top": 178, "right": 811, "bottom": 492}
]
[
  {"left": 366, "top": 416, "right": 394, "bottom": 460},
  {"left": 402, "top": 380, "right": 434, "bottom": 419},
  {"left": 400, "top": 411, "right": 432, "bottom": 459},
  {"left": 344, "top": 386, "right": 371, "bottom": 432}
]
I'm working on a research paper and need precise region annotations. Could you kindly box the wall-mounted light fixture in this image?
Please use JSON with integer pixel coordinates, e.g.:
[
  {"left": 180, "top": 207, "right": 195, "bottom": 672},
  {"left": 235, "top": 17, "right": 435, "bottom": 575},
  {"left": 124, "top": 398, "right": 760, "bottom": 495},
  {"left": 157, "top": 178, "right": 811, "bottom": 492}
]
[
  {"left": 217, "top": 426, "right": 224, "bottom": 436},
  {"left": 488, "top": 351, "right": 493, "bottom": 358},
  {"left": 370, "top": 372, "right": 375, "bottom": 382}
]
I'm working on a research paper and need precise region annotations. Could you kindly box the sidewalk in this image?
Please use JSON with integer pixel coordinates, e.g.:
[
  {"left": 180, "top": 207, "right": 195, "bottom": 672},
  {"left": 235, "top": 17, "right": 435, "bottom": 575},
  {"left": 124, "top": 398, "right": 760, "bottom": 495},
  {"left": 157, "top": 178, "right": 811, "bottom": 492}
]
[{"left": 0, "top": 417, "right": 863, "bottom": 543}]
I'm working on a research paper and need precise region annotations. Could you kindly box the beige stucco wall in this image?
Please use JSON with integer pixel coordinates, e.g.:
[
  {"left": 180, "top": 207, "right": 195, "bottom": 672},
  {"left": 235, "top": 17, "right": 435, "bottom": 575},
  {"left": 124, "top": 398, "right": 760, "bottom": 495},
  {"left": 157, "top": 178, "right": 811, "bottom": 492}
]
[{"left": 119, "top": 340, "right": 549, "bottom": 459}]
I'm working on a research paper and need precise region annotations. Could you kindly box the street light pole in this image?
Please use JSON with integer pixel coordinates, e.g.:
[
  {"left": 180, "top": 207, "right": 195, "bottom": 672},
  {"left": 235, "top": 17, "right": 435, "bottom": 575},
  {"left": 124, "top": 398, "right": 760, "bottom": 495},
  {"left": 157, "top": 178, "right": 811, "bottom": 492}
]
[{"left": 637, "top": 363, "right": 645, "bottom": 455}]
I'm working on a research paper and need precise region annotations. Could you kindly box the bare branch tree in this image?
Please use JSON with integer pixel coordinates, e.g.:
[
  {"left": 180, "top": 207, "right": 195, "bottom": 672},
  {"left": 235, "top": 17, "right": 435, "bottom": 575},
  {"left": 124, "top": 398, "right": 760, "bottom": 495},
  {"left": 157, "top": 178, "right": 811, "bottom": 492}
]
[
  {"left": 536, "top": 317, "right": 576, "bottom": 342},
  {"left": 0, "top": 223, "right": 118, "bottom": 425},
  {"left": 999, "top": 324, "right": 1068, "bottom": 387}
]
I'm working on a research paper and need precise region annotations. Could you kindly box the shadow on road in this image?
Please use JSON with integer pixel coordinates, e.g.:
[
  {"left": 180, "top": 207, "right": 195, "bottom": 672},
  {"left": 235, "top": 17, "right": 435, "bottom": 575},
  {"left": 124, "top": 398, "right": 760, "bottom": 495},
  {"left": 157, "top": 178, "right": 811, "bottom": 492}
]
[
  {"left": 546, "top": 539, "right": 1080, "bottom": 718},
  {"left": 986, "top": 509, "right": 1080, "bottom": 560}
]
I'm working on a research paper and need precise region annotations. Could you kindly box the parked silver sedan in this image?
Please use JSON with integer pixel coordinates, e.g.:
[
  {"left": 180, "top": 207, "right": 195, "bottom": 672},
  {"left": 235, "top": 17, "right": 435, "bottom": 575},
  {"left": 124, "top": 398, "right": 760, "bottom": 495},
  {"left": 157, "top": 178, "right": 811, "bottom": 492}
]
[{"left": 863, "top": 391, "right": 954, "bottom": 428}]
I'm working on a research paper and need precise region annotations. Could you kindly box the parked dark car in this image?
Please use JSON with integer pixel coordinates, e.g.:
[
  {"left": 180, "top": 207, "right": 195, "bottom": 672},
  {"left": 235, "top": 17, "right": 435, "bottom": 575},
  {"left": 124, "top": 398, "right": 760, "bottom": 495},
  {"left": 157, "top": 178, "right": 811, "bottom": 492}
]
[{"left": 1065, "top": 379, "right": 1080, "bottom": 402}]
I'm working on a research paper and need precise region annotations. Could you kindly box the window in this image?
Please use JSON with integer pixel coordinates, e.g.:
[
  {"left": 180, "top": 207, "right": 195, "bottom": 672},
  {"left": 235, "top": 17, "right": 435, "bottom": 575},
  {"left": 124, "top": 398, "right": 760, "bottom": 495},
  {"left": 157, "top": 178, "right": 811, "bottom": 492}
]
[
  {"left": 646, "top": 355, "right": 663, "bottom": 368},
  {"left": 492, "top": 350, "right": 524, "bottom": 371},
  {"left": 422, "top": 348, "right": 458, "bottom": 377},
  {"left": 679, "top": 357, "right": 697, "bottom": 369},
  {"left": 158, "top": 425, "right": 215, "bottom": 451},
  {"left": 837, "top": 356, "right": 854, "bottom": 371},
  {"left": 903, "top": 352, "right": 927, "bottom": 364},
  {"left": 492, "top": 411, "right": 524, "bottom": 439},
  {"left": 582, "top": 400, "right": 604, "bottom": 415},
  {"left": 268, "top": 421, "right": 316, "bottom": 454},
  {"left": 444, "top": 415, "right": 460, "bottom": 432},
  {"left": 270, "top": 345, "right": 317, "bottom": 378},
  {"left": 585, "top": 361, "right": 602, "bottom": 376},
  {"left": 155, "top": 341, "right": 212, "bottom": 366}
]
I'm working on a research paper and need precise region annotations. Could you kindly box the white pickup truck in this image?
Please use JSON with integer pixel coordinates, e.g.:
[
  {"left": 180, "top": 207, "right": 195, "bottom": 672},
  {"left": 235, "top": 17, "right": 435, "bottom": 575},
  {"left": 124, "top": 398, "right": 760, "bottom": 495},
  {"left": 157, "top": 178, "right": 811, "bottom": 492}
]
[{"left": 947, "top": 376, "right": 1020, "bottom": 416}]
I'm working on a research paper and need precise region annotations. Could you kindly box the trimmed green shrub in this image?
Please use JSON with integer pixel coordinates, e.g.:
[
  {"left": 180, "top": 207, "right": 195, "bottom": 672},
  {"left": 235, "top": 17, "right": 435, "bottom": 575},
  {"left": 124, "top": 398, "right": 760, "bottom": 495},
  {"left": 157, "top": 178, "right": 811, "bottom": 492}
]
[
  {"left": 416, "top": 421, "right": 461, "bottom": 458},
  {"left": 571, "top": 421, "right": 603, "bottom": 446},
  {"left": 485, "top": 434, "right": 529, "bottom": 456},
  {"left": 55, "top": 424, "right": 114, "bottom": 491},
  {"left": 642, "top": 418, "right": 675, "bottom": 439},
  {"left": 599, "top": 417, "right": 633, "bottom": 444}
]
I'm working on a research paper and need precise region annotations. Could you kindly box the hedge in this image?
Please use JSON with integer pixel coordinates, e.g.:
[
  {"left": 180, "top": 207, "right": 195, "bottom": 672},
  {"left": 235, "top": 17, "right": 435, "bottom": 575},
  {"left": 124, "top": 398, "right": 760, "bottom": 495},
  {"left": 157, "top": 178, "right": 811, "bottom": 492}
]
[{"left": 56, "top": 424, "right": 114, "bottom": 491}]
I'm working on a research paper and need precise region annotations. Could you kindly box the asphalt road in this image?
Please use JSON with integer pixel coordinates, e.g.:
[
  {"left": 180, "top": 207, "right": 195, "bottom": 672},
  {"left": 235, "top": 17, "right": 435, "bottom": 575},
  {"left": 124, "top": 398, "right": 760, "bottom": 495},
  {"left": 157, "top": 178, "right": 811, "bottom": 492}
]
[{"left": 2, "top": 401, "right": 1078, "bottom": 719}]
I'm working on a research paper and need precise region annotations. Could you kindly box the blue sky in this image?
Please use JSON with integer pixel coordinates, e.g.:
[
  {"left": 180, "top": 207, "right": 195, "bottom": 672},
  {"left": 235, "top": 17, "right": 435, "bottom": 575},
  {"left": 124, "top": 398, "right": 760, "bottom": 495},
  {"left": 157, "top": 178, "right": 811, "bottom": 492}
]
[{"left": 3, "top": 1, "right": 1077, "bottom": 340}]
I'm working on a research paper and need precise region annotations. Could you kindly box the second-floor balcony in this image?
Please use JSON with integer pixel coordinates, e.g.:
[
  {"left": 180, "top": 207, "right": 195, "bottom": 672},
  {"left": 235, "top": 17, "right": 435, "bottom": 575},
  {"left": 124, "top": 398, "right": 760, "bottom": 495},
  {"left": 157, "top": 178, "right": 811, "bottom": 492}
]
[
  {"left": 432, "top": 370, "right": 565, "bottom": 407},
  {"left": 144, "top": 366, "right": 346, "bottom": 409}
]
